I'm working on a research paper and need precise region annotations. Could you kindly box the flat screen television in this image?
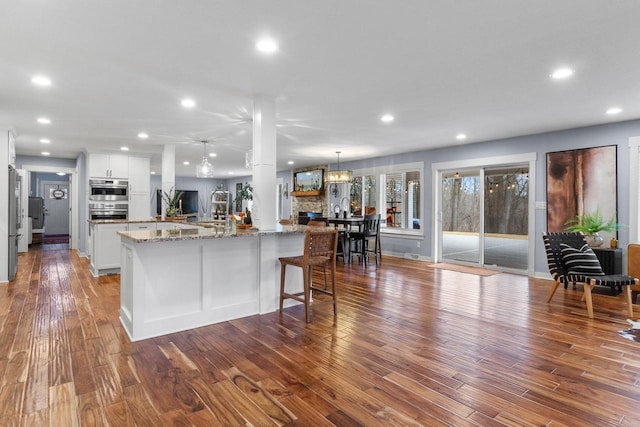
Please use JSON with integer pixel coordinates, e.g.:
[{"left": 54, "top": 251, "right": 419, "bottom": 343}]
[{"left": 156, "top": 189, "right": 198, "bottom": 215}]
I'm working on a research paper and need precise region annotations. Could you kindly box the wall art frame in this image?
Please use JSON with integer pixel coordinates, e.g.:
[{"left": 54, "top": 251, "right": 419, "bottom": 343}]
[{"left": 546, "top": 144, "right": 618, "bottom": 240}]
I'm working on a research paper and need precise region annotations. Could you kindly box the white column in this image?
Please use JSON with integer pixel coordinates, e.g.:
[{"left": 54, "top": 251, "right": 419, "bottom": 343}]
[
  {"left": 252, "top": 96, "right": 277, "bottom": 231},
  {"left": 161, "top": 144, "right": 176, "bottom": 219}
]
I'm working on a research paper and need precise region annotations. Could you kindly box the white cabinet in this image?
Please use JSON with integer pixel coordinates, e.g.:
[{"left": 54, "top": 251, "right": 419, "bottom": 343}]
[
  {"left": 90, "top": 222, "right": 128, "bottom": 276},
  {"left": 129, "top": 193, "right": 151, "bottom": 220},
  {"left": 128, "top": 157, "right": 150, "bottom": 193},
  {"left": 128, "top": 157, "right": 151, "bottom": 220},
  {"left": 88, "top": 153, "right": 129, "bottom": 178}
]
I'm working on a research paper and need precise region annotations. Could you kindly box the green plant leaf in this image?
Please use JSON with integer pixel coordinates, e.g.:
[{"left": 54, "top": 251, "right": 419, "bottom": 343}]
[{"left": 564, "top": 210, "right": 620, "bottom": 234}]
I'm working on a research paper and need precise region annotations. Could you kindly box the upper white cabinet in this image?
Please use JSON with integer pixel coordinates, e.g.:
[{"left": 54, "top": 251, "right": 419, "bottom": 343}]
[
  {"left": 128, "top": 156, "right": 151, "bottom": 220},
  {"left": 128, "top": 157, "right": 150, "bottom": 193},
  {"left": 88, "top": 153, "right": 129, "bottom": 178}
]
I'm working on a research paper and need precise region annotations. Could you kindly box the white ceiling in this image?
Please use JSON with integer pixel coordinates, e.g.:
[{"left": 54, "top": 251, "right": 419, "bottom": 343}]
[{"left": 2, "top": 1, "right": 640, "bottom": 177}]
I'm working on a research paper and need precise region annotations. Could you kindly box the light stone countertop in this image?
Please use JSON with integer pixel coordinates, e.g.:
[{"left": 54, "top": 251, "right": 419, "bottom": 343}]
[
  {"left": 89, "top": 218, "right": 186, "bottom": 224},
  {"left": 117, "top": 223, "right": 309, "bottom": 243}
]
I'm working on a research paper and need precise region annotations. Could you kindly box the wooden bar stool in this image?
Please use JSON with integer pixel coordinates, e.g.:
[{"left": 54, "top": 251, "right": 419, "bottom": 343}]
[{"left": 279, "top": 228, "right": 338, "bottom": 322}]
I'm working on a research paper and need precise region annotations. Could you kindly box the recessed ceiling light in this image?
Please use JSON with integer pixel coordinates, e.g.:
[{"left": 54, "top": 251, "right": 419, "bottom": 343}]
[
  {"left": 37, "top": 117, "right": 51, "bottom": 124},
  {"left": 31, "top": 75, "right": 52, "bottom": 86},
  {"left": 56, "top": 172, "right": 66, "bottom": 176},
  {"left": 137, "top": 132, "right": 149, "bottom": 139},
  {"left": 41, "top": 151, "right": 50, "bottom": 156},
  {"left": 606, "top": 107, "right": 622, "bottom": 115},
  {"left": 183, "top": 161, "right": 190, "bottom": 165},
  {"left": 40, "top": 138, "right": 50, "bottom": 143},
  {"left": 120, "top": 146, "right": 129, "bottom": 151},
  {"left": 181, "top": 98, "right": 196, "bottom": 108},
  {"left": 150, "top": 171, "right": 156, "bottom": 175},
  {"left": 288, "top": 161, "right": 294, "bottom": 165},
  {"left": 381, "top": 114, "right": 394, "bottom": 123},
  {"left": 456, "top": 133, "right": 467, "bottom": 140},
  {"left": 209, "top": 152, "right": 217, "bottom": 157},
  {"left": 256, "top": 38, "right": 278, "bottom": 53},
  {"left": 551, "top": 67, "right": 574, "bottom": 79},
  {"left": 228, "top": 172, "right": 234, "bottom": 175}
]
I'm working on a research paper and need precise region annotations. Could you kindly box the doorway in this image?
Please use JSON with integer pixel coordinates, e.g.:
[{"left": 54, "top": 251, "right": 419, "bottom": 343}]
[
  {"left": 41, "top": 181, "right": 70, "bottom": 243},
  {"left": 435, "top": 155, "right": 535, "bottom": 274},
  {"left": 20, "top": 165, "right": 77, "bottom": 251}
]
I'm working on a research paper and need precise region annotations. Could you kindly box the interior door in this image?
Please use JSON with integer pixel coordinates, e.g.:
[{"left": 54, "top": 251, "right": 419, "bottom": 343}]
[{"left": 42, "top": 182, "right": 70, "bottom": 236}]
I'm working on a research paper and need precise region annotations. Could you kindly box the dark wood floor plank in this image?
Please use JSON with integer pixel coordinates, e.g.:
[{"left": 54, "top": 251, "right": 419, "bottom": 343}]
[{"left": 2, "top": 245, "right": 640, "bottom": 426}]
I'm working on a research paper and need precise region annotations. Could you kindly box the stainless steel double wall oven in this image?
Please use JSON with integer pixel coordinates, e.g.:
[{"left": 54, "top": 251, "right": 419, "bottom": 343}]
[{"left": 89, "top": 179, "right": 129, "bottom": 220}]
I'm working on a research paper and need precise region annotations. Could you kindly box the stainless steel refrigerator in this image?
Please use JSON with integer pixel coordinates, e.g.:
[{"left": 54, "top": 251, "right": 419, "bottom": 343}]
[{"left": 8, "top": 165, "right": 20, "bottom": 281}]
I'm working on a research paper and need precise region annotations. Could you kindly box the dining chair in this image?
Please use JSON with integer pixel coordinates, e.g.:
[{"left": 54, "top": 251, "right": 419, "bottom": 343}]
[
  {"left": 348, "top": 214, "right": 381, "bottom": 265},
  {"left": 279, "top": 228, "right": 338, "bottom": 322},
  {"left": 542, "top": 232, "right": 638, "bottom": 318}
]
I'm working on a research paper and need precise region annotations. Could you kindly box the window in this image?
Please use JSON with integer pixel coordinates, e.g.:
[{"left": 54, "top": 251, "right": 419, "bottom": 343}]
[{"left": 350, "top": 162, "right": 423, "bottom": 234}]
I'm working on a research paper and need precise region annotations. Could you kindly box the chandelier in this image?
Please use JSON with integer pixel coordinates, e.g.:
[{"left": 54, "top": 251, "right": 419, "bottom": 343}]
[
  {"left": 196, "top": 140, "right": 214, "bottom": 178},
  {"left": 325, "top": 151, "right": 352, "bottom": 183}
]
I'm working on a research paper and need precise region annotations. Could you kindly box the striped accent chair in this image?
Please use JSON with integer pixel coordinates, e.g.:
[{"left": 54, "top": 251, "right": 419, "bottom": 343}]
[{"left": 542, "top": 232, "right": 638, "bottom": 319}]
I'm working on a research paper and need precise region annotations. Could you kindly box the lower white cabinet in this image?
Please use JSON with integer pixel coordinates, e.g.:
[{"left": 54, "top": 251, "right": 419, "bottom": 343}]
[
  {"left": 90, "top": 222, "right": 128, "bottom": 276},
  {"left": 129, "top": 193, "right": 151, "bottom": 221}
]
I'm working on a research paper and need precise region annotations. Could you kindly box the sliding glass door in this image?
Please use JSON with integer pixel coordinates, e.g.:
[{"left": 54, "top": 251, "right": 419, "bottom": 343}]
[
  {"left": 441, "top": 171, "right": 481, "bottom": 263},
  {"left": 441, "top": 166, "right": 529, "bottom": 271},
  {"left": 483, "top": 167, "right": 529, "bottom": 270}
]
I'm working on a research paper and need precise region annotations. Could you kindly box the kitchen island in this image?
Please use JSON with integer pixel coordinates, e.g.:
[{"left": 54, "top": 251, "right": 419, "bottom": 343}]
[
  {"left": 88, "top": 218, "right": 202, "bottom": 276},
  {"left": 117, "top": 224, "right": 307, "bottom": 341}
]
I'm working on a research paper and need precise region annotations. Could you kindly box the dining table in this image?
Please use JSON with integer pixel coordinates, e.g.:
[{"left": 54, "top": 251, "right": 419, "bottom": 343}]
[
  {"left": 327, "top": 216, "right": 364, "bottom": 231},
  {"left": 327, "top": 216, "right": 365, "bottom": 263}
]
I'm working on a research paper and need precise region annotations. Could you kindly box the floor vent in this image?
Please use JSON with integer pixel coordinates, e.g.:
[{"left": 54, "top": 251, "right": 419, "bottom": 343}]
[{"left": 404, "top": 253, "right": 420, "bottom": 260}]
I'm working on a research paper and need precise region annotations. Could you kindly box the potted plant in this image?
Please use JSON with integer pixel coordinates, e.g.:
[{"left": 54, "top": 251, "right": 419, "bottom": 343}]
[
  {"left": 564, "top": 210, "right": 620, "bottom": 247},
  {"left": 235, "top": 182, "right": 253, "bottom": 204},
  {"left": 234, "top": 183, "right": 253, "bottom": 222},
  {"left": 162, "top": 188, "right": 183, "bottom": 218}
]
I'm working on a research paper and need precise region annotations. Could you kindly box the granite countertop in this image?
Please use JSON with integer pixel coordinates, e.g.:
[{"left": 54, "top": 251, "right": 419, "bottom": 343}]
[
  {"left": 89, "top": 218, "right": 183, "bottom": 224},
  {"left": 118, "top": 223, "right": 309, "bottom": 243}
]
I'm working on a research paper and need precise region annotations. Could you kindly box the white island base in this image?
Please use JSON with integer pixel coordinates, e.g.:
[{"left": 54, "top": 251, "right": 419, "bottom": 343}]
[{"left": 119, "top": 228, "right": 306, "bottom": 341}]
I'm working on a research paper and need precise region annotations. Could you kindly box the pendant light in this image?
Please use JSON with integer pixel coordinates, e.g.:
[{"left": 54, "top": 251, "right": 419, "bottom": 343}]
[
  {"left": 325, "top": 151, "right": 352, "bottom": 183},
  {"left": 196, "top": 140, "right": 214, "bottom": 178}
]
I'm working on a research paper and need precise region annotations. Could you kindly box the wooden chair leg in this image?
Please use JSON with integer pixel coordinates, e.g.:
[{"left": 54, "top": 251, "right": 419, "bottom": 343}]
[
  {"left": 546, "top": 280, "right": 561, "bottom": 303},
  {"left": 279, "top": 263, "right": 286, "bottom": 312},
  {"left": 631, "top": 278, "right": 640, "bottom": 305},
  {"left": 584, "top": 280, "right": 594, "bottom": 319},
  {"left": 303, "top": 266, "right": 311, "bottom": 323},
  {"left": 331, "top": 262, "right": 337, "bottom": 316},
  {"left": 623, "top": 285, "right": 634, "bottom": 318}
]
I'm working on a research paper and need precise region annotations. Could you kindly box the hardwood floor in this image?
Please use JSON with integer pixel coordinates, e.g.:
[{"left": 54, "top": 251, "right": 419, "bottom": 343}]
[{"left": 1, "top": 245, "right": 639, "bottom": 426}]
